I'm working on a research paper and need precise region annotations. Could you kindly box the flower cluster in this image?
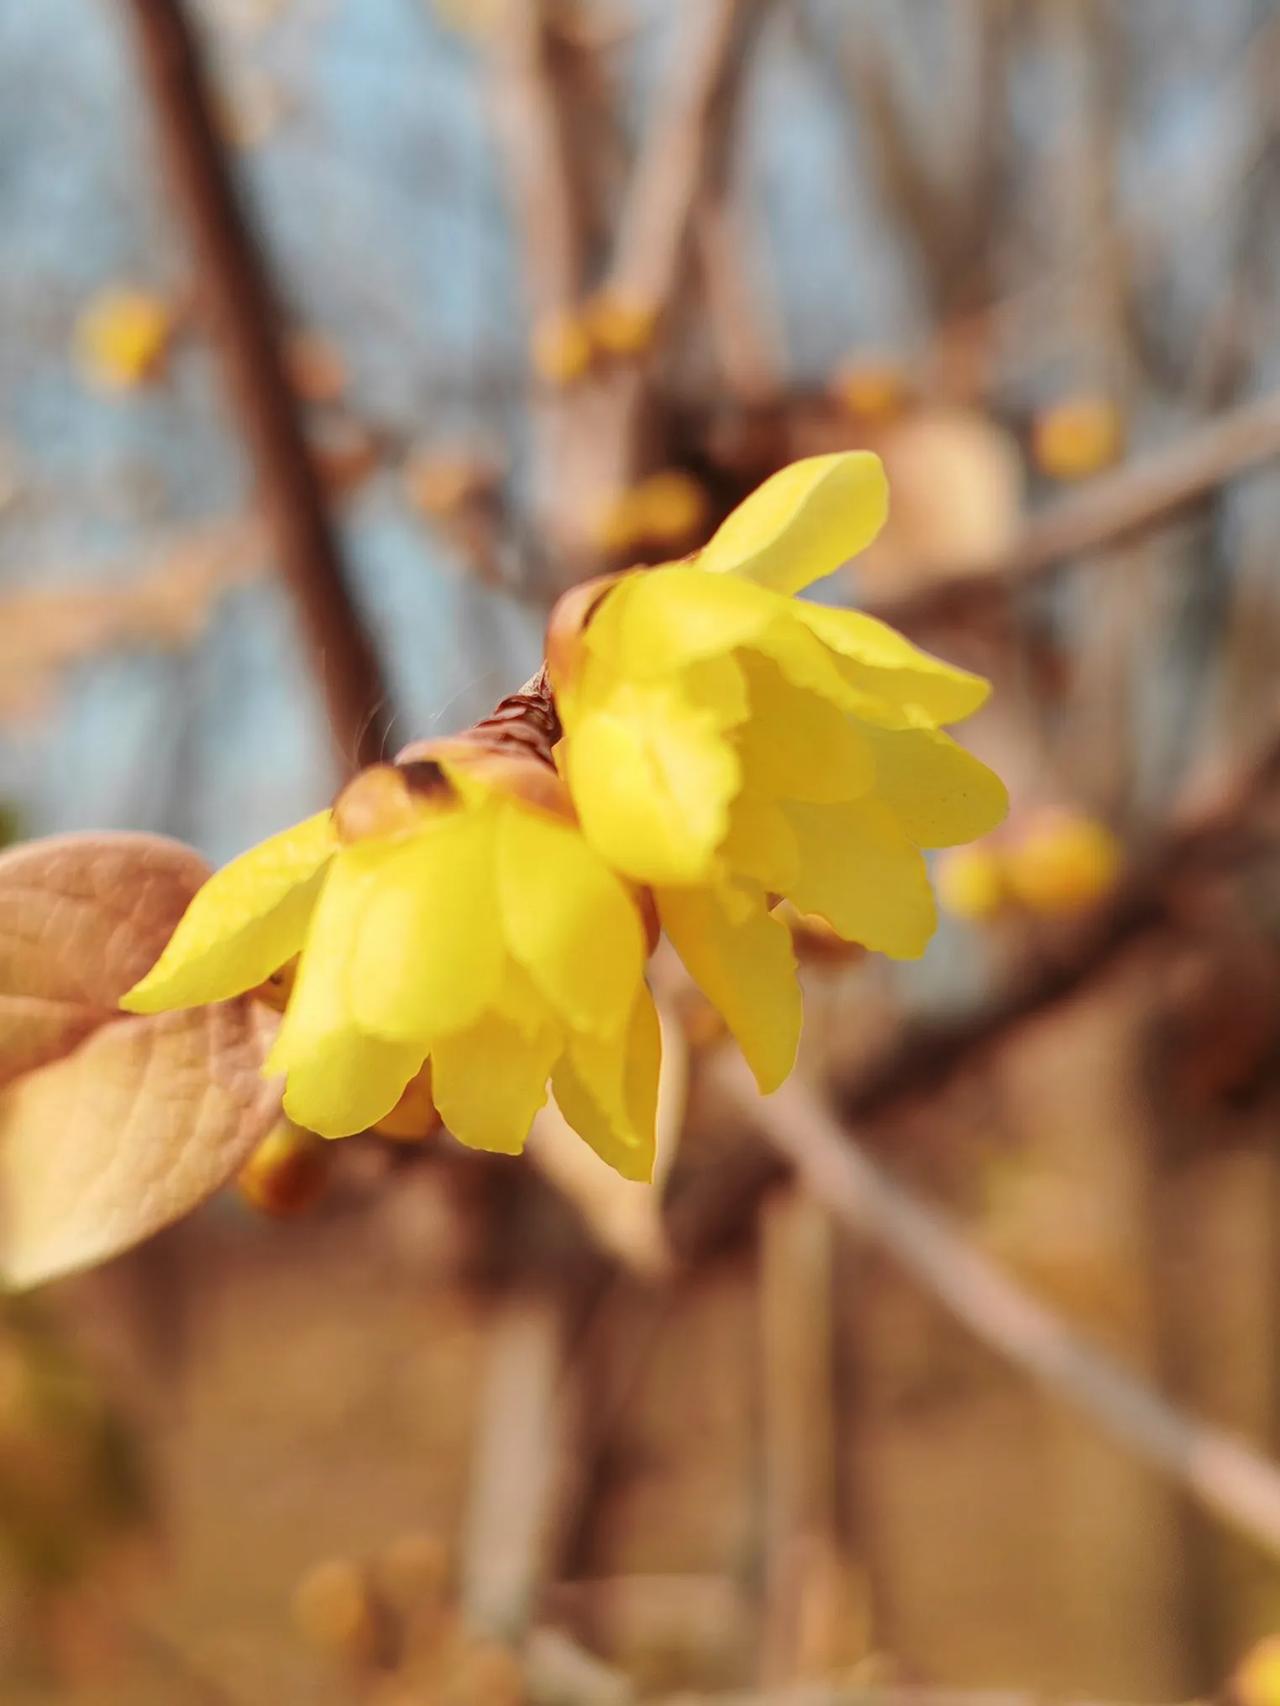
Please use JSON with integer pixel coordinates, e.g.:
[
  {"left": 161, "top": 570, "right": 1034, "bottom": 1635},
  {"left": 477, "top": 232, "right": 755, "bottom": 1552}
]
[{"left": 124, "top": 452, "right": 1006, "bottom": 1178}]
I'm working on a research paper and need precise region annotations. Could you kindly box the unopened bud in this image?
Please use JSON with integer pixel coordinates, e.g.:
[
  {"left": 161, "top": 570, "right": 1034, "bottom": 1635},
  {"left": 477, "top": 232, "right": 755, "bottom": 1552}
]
[
  {"left": 1004, "top": 809, "right": 1122, "bottom": 915},
  {"left": 292, "top": 1557, "right": 381, "bottom": 1666},
  {"left": 936, "top": 844, "right": 1007, "bottom": 923},
  {"left": 1232, "top": 1637, "right": 1280, "bottom": 1706},
  {"left": 237, "top": 1122, "right": 328, "bottom": 1218},
  {"left": 530, "top": 312, "right": 593, "bottom": 386},
  {"left": 1032, "top": 395, "right": 1124, "bottom": 481},
  {"left": 586, "top": 289, "right": 658, "bottom": 359},
  {"left": 75, "top": 288, "right": 174, "bottom": 392},
  {"left": 831, "top": 356, "right": 911, "bottom": 424}
]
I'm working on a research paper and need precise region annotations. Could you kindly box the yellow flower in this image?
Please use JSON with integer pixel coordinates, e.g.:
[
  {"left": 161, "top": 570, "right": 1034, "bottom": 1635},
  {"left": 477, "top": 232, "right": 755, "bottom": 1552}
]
[
  {"left": 936, "top": 843, "right": 1008, "bottom": 923},
  {"left": 122, "top": 747, "right": 659, "bottom": 1180},
  {"left": 1031, "top": 394, "right": 1124, "bottom": 481},
  {"left": 1003, "top": 807, "right": 1121, "bottom": 915},
  {"left": 74, "top": 288, "right": 174, "bottom": 392},
  {"left": 547, "top": 452, "right": 1008, "bottom": 1092}
]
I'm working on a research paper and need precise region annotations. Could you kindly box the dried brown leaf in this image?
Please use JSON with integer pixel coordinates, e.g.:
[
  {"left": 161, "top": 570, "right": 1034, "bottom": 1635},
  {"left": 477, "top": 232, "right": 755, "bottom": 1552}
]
[
  {"left": 1, "top": 1004, "right": 279, "bottom": 1289},
  {"left": 0, "top": 832, "right": 215, "bottom": 1088},
  {"left": 0, "top": 833, "right": 281, "bottom": 1287}
]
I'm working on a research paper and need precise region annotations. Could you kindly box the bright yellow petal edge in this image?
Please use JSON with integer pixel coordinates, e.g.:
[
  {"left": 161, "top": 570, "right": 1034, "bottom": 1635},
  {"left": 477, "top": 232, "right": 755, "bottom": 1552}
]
[
  {"left": 695, "top": 450, "right": 889, "bottom": 595},
  {"left": 121, "top": 811, "right": 337, "bottom": 1013}
]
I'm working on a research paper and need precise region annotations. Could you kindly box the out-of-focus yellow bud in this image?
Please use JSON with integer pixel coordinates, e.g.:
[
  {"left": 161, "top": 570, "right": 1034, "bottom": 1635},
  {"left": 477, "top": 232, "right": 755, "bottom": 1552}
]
[
  {"left": 936, "top": 843, "right": 1008, "bottom": 923},
  {"left": 590, "top": 487, "right": 646, "bottom": 556},
  {"left": 632, "top": 469, "right": 708, "bottom": 547},
  {"left": 1232, "top": 1636, "right": 1280, "bottom": 1706},
  {"left": 530, "top": 311, "right": 593, "bottom": 386},
  {"left": 591, "top": 471, "right": 709, "bottom": 557},
  {"left": 373, "top": 1066, "right": 443, "bottom": 1143},
  {"left": 237, "top": 1121, "right": 329, "bottom": 1218},
  {"left": 285, "top": 329, "right": 348, "bottom": 405},
  {"left": 585, "top": 289, "right": 659, "bottom": 359},
  {"left": 831, "top": 356, "right": 912, "bottom": 424},
  {"left": 1003, "top": 809, "right": 1122, "bottom": 915},
  {"left": 292, "top": 1557, "right": 382, "bottom": 1666},
  {"left": 1031, "top": 394, "right": 1124, "bottom": 481},
  {"left": 74, "top": 288, "right": 174, "bottom": 392}
]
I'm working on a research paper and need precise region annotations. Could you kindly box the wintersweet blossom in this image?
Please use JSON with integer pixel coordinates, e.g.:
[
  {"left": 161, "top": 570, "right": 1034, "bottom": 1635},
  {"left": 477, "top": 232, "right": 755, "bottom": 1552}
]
[
  {"left": 122, "top": 736, "right": 659, "bottom": 1179},
  {"left": 547, "top": 451, "right": 1008, "bottom": 1093}
]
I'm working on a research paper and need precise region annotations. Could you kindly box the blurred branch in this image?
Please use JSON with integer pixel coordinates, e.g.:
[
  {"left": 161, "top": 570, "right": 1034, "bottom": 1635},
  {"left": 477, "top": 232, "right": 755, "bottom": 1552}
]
[
  {"left": 462, "top": 1291, "right": 575, "bottom": 1639},
  {"left": 487, "top": 0, "right": 588, "bottom": 332},
  {"left": 120, "top": 0, "right": 391, "bottom": 773},
  {"left": 604, "top": 0, "right": 774, "bottom": 329},
  {"left": 719, "top": 1057, "right": 1280, "bottom": 1560},
  {"left": 694, "top": 183, "right": 784, "bottom": 407},
  {"left": 878, "top": 388, "right": 1280, "bottom": 627}
]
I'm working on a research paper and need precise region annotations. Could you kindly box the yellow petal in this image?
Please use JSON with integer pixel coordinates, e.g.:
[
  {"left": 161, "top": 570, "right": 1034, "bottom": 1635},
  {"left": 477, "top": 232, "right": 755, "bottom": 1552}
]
[
  {"left": 721, "top": 791, "right": 799, "bottom": 892},
  {"left": 496, "top": 801, "right": 644, "bottom": 1037},
  {"left": 122, "top": 812, "right": 336, "bottom": 1013},
  {"left": 736, "top": 652, "right": 875, "bottom": 803},
  {"left": 696, "top": 452, "right": 888, "bottom": 594},
  {"left": 431, "top": 1011, "right": 560, "bottom": 1156},
  {"left": 564, "top": 683, "right": 740, "bottom": 886},
  {"left": 783, "top": 797, "right": 937, "bottom": 959},
  {"left": 865, "top": 725, "right": 1009, "bottom": 847},
  {"left": 267, "top": 853, "right": 423, "bottom": 1137},
  {"left": 551, "top": 984, "right": 661, "bottom": 1182},
  {"left": 793, "top": 603, "right": 990, "bottom": 725},
  {"left": 344, "top": 810, "right": 505, "bottom": 1046},
  {"left": 584, "top": 565, "right": 776, "bottom": 681},
  {"left": 281, "top": 1031, "right": 425, "bottom": 1139},
  {"left": 657, "top": 883, "right": 801, "bottom": 1094}
]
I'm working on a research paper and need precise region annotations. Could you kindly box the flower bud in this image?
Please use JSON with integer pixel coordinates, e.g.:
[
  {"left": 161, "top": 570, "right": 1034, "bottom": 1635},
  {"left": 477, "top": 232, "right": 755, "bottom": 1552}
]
[
  {"left": 237, "top": 1121, "right": 328, "bottom": 1218},
  {"left": 1004, "top": 809, "right": 1121, "bottom": 915}
]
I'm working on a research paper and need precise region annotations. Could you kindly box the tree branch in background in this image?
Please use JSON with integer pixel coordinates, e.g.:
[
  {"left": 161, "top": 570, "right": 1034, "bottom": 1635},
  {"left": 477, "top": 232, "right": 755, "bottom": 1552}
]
[
  {"left": 877, "top": 387, "right": 1280, "bottom": 628},
  {"left": 120, "top": 0, "right": 391, "bottom": 774},
  {"left": 718, "top": 1057, "right": 1280, "bottom": 1561},
  {"left": 487, "top": 0, "right": 588, "bottom": 338},
  {"left": 604, "top": 0, "right": 774, "bottom": 333}
]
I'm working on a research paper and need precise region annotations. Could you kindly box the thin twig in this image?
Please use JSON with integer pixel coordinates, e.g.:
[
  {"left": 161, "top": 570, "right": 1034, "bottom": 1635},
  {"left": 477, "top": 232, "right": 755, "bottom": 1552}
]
[
  {"left": 605, "top": 0, "right": 774, "bottom": 328},
  {"left": 487, "top": 0, "right": 587, "bottom": 332},
  {"left": 877, "top": 389, "right": 1280, "bottom": 627},
  {"left": 120, "top": 0, "right": 391, "bottom": 773},
  {"left": 718, "top": 1056, "right": 1280, "bottom": 1560}
]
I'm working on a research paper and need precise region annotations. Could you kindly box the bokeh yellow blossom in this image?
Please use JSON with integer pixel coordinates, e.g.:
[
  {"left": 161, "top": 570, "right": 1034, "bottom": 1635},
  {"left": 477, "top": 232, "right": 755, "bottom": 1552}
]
[
  {"left": 1003, "top": 807, "right": 1122, "bottom": 914},
  {"left": 585, "top": 289, "right": 659, "bottom": 359},
  {"left": 548, "top": 452, "right": 1008, "bottom": 1092},
  {"left": 1031, "top": 394, "right": 1124, "bottom": 481},
  {"left": 74, "top": 287, "right": 174, "bottom": 392},
  {"left": 530, "top": 310, "right": 593, "bottom": 386},
  {"left": 1233, "top": 1636, "right": 1280, "bottom": 1706},
  {"left": 123, "top": 748, "right": 659, "bottom": 1179},
  {"left": 936, "top": 842, "right": 1008, "bottom": 922},
  {"left": 237, "top": 1120, "right": 329, "bottom": 1218}
]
